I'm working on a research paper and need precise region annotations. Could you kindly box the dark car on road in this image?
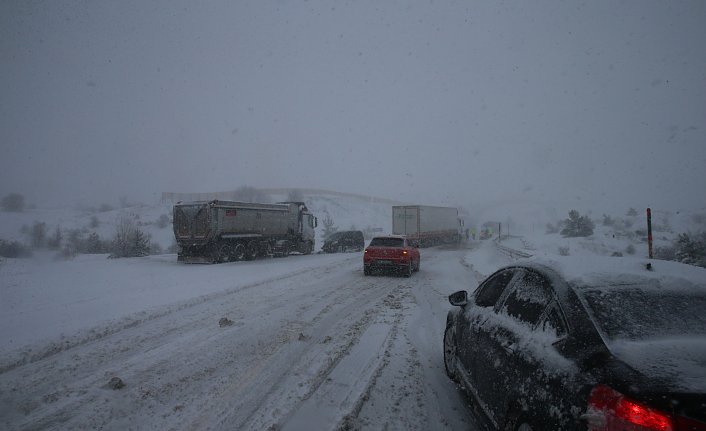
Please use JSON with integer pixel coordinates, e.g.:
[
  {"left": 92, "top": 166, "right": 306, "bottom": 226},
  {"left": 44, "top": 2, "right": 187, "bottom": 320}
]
[
  {"left": 443, "top": 256, "right": 706, "bottom": 431},
  {"left": 322, "top": 230, "right": 365, "bottom": 253},
  {"left": 363, "top": 235, "right": 420, "bottom": 277}
]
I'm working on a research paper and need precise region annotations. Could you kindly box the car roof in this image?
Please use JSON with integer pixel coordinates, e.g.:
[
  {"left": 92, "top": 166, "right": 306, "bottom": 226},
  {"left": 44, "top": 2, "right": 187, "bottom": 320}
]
[
  {"left": 371, "top": 235, "right": 406, "bottom": 240},
  {"left": 510, "top": 255, "right": 706, "bottom": 293},
  {"left": 326, "top": 230, "right": 363, "bottom": 240}
]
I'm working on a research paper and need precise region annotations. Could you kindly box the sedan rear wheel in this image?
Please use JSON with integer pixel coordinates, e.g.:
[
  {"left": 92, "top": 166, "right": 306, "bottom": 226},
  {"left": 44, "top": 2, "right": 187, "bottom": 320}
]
[{"left": 443, "top": 323, "right": 459, "bottom": 383}]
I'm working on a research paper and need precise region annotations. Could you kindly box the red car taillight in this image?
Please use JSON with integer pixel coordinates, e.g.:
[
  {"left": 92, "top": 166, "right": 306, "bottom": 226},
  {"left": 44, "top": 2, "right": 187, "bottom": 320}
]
[{"left": 586, "top": 385, "right": 673, "bottom": 431}]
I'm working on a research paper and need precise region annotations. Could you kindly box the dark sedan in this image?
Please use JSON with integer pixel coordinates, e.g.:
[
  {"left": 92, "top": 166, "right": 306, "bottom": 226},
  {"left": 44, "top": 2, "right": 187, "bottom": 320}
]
[{"left": 444, "top": 256, "right": 706, "bottom": 431}]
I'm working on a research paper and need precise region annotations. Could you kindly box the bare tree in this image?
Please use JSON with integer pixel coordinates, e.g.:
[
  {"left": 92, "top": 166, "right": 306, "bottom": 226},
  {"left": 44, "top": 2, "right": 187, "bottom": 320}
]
[
  {"left": 47, "top": 226, "right": 63, "bottom": 250},
  {"left": 30, "top": 221, "right": 47, "bottom": 248},
  {"left": 321, "top": 212, "right": 338, "bottom": 239}
]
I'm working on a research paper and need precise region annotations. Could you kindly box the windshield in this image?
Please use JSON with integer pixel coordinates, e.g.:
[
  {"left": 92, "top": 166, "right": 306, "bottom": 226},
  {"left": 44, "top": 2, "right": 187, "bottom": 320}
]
[
  {"left": 369, "top": 238, "right": 404, "bottom": 247},
  {"left": 581, "top": 287, "right": 706, "bottom": 340}
]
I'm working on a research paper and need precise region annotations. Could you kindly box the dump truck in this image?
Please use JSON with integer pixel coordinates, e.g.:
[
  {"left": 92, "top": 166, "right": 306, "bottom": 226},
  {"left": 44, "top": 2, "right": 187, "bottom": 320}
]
[
  {"left": 392, "top": 205, "right": 463, "bottom": 247},
  {"left": 173, "top": 200, "right": 317, "bottom": 263}
]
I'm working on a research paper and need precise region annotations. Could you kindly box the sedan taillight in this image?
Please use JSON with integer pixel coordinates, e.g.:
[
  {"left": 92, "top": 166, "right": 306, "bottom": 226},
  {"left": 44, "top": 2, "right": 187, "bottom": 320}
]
[{"left": 585, "top": 385, "right": 673, "bottom": 431}]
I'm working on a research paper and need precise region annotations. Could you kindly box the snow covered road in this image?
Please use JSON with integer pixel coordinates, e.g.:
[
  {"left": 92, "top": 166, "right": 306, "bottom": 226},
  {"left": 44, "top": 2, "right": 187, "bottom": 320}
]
[{"left": 0, "top": 243, "right": 510, "bottom": 430}]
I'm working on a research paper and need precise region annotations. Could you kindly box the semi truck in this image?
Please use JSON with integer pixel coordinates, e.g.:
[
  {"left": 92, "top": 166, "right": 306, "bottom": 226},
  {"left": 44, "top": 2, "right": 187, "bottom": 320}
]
[
  {"left": 392, "top": 205, "right": 463, "bottom": 247},
  {"left": 173, "top": 200, "right": 317, "bottom": 263}
]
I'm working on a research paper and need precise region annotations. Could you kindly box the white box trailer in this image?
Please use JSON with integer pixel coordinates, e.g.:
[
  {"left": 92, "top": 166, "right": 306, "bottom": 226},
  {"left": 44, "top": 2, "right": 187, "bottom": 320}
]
[{"left": 392, "top": 205, "right": 462, "bottom": 247}]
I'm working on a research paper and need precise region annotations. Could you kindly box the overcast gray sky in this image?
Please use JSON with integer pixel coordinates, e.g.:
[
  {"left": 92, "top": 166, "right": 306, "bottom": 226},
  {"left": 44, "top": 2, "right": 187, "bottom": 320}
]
[{"left": 2, "top": 0, "right": 705, "bottom": 213}]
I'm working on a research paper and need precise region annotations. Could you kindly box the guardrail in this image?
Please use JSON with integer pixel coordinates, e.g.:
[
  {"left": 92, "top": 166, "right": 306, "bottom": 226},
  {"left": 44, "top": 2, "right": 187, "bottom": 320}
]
[{"left": 495, "top": 243, "right": 533, "bottom": 260}]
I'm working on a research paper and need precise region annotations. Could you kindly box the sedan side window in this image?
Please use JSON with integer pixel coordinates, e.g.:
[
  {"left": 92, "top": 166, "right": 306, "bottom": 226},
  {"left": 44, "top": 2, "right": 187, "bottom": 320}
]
[
  {"left": 542, "top": 304, "right": 568, "bottom": 338},
  {"left": 502, "top": 271, "right": 553, "bottom": 327},
  {"left": 475, "top": 270, "right": 517, "bottom": 307}
]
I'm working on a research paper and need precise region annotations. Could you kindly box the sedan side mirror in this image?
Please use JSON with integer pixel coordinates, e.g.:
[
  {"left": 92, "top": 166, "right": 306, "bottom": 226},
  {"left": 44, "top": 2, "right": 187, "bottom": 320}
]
[{"left": 448, "top": 290, "right": 468, "bottom": 307}]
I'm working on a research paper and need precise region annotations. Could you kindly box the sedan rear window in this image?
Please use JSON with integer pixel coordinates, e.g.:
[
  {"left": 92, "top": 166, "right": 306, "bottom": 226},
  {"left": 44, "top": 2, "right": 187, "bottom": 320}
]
[
  {"left": 369, "top": 238, "right": 404, "bottom": 247},
  {"left": 581, "top": 287, "right": 706, "bottom": 340}
]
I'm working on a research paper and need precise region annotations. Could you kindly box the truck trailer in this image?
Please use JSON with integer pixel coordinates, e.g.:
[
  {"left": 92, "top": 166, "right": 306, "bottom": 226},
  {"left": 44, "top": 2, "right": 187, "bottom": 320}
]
[
  {"left": 173, "top": 200, "right": 317, "bottom": 263},
  {"left": 392, "top": 205, "right": 463, "bottom": 247}
]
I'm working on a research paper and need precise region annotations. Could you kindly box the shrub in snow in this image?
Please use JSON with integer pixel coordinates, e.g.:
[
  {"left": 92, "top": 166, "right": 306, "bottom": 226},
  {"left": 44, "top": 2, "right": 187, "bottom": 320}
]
[
  {"left": 674, "top": 232, "right": 706, "bottom": 268},
  {"left": 0, "top": 239, "right": 32, "bottom": 258},
  {"left": 1, "top": 193, "right": 25, "bottom": 212},
  {"left": 558, "top": 246, "right": 570, "bottom": 256},
  {"left": 626, "top": 207, "right": 638, "bottom": 216},
  {"left": 625, "top": 244, "right": 636, "bottom": 255},
  {"left": 82, "top": 232, "right": 110, "bottom": 254},
  {"left": 109, "top": 217, "right": 150, "bottom": 258},
  {"left": 560, "top": 210, "right": 595, "bottom": 238}
]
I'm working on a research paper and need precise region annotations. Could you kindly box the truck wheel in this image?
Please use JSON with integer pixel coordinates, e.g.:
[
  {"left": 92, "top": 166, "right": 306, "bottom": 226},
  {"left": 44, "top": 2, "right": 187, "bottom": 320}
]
[
  {"left": 217, "top": 243, "right": 232, "bottom": 263},
  {"left": 260, "top": 242, "right": 272, "bottom": 258},
  {"left": 245, "top": 241, "right": 258, "bottom": 260},
  {"left": 404, "top": 262, "right": 412, "bottom": 277},
  {"left": 232, "top": 244, "right": 246, "bottom": 261}
]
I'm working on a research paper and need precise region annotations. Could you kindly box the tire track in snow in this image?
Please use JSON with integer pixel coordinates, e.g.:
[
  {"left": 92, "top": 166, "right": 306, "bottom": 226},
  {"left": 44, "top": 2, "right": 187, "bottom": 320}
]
[
  {"left": 1, "top": 257, "right": 366, "bottom": 430},
  {"left": 0, "top": 256, "right": 359, "bottom": 375},
  {"left": 223, "top": 275, "right": 410, "bottom": 430}
]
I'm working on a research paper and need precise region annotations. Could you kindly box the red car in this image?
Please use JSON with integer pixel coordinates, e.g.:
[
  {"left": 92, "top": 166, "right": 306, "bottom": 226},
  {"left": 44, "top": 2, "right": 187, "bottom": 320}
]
[{"left": 363, "top": 235, "right": 420, "bottom": 277}]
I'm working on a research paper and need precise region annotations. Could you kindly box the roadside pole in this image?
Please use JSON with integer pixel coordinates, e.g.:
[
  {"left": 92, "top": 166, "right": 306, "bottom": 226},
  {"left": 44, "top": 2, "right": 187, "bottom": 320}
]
[{"left": 647, "top": 208, "right": 653, "bottom": 259}]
